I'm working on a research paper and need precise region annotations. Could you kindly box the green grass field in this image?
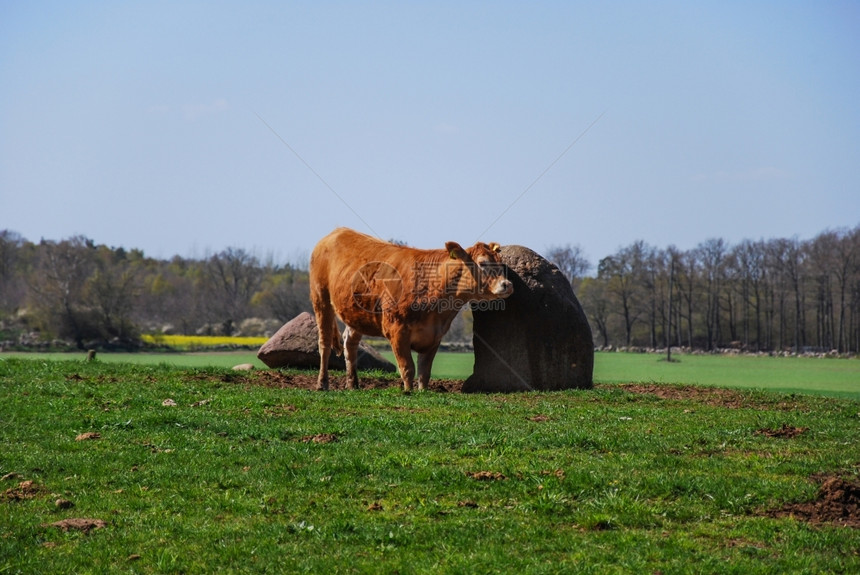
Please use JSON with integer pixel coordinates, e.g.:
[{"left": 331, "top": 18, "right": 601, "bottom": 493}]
[
  {"left": 591, "top": 352, "right": 860, "bottom": 400},
  {"left": 1, "top": 358, "right": 859, "bottom": 573},
  {"left": 3, "top": 350, "right": 858, "bottom": 399}
]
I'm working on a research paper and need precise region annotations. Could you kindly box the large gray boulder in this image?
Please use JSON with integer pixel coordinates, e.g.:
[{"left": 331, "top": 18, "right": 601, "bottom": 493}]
[
  {"left": 463, "top": 245, "right": 594, "bottom": 392},
  {"left": 257, "top": 312, "right": 396, "bottom": 372}
]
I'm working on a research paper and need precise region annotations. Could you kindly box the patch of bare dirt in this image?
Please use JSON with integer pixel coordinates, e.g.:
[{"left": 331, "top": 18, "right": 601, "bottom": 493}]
[
  {"left": 75, "top": 432, "right": 101, "bottom": 441},
  {"left": 606, "top": 383, "right": 808, "bottom": 411},
  {"left": 756, "top": 424, "right": 809, "bottom": 439},
  {"left": 467, "top": 471, "right": 507, "bottom": 481},
  {"left": 42, "top": 518, "right": 107, "bottom": 534},
  {"left": 196, "top": 370, "right": 466, "bottom": 393},
  {"left": 1, "top": 480, "right": 45, "bottom": 502},
  {"left": 765, "top": 475, "right": 860, "bottom": 528},
  {"left": 607, "top": 383, "right": 752, "bottom": 408},
  {"left": 299, "top": 433, "right": 338, "bottom": 444},
  {"left": 188, "top": 370, "right": 809, "bottom": 412}
]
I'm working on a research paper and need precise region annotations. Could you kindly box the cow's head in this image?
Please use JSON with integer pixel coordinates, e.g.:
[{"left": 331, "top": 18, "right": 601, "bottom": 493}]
[{"left": 444, "top": 241, "right": 513, "bottom": 300}]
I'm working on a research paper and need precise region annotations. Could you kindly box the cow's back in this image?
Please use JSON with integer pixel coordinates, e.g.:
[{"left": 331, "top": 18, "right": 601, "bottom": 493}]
[
  {"left": 310, "top": 228, "right": 409, "bottom": 336},
  {"left": 311, "top": 227, "right": 392, "bottom": 286}
]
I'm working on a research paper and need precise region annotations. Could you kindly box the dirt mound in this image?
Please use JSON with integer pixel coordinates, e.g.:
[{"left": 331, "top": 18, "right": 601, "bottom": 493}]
[
  {"left": 756, "top": 424, "right": 809, "bottom": 439},
  {"left": 766, "top": 475, "right": 860, "bottom": 528},
  {"left": 299, "top": 433, "right": 338, "bottom": 444},
  {"left": 467, "top": 471, "right": 507, "bottom": 481},
  {"left": 42, "top": 518, "right": 107, "bottom": 533},
  {"left": 1, "top": 480, "right": 45, "bottom": 502}
]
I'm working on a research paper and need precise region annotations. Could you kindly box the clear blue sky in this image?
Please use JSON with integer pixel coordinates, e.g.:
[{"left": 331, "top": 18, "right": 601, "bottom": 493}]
[{"left": 2, "top": 1, "right": 858, "bottom": 268}]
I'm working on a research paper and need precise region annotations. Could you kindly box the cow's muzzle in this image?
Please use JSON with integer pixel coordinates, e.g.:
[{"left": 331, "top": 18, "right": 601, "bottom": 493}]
[{"left": 493, "top": 279, "right": 514, "bottom": 297}]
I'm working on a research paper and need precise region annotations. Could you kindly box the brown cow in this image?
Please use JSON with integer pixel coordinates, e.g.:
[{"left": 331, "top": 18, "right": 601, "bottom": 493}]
[{"left": 309, "top": 227, "right": 513, "bottom": 392}]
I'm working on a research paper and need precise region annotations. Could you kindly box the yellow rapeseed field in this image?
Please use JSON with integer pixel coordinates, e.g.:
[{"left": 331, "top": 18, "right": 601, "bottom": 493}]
[{"left": 141, "top": 334, "right": 268, "bottom": 349}]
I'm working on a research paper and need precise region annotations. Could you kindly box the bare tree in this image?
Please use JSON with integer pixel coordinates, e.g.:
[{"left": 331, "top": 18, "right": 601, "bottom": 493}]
[
  {"left": 696, "top": 238, "right": 727, "bottom": 350},
  {"left": 727, "top": 240, "right": 766, "bottom": 350},
  {"left": 204, "top": 248, "right": 264, "bottom": 335},
  {"left": 675, "top": 249, "right": 698, "bottom": 348},
  {"left": 640, "top": 244, "right": 663, "bottom": 349},
  {"left": 784, "top": 238, "right": 808, "bottom": 351},
  {"left": 832, "top": 226, "right": 858, "bottom": 353},
  {"left": 545, "top": 244, "right": 592, "bottom": 292},
  {"left": 29, "top": 236, "right": 96, "bottom": 347},
  {"left": 87, "top": 246, "right": 143, "bottom": 341},
  {"left": 138, "top": 256, "right": 200, "bottom": 335},
  {"left": 579, "top": 276, "right": 611, "bottom": 348},
  {"left": 252, "top": 267, "right": 311, "bottom": 323},
  {"left": 807, "top": 232, "right": 837, "bottom": 350},
  {"left": 0, "top": 230, "right": 26, "bottom": 317},
  {"left": 665, "top": 248, "right": 677, "bottom": 361},
  {"left": 598, "top": 242, "right": 649, "bottom": 347}
]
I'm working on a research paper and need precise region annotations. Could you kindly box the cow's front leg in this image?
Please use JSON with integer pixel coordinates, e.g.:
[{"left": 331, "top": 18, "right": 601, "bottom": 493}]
[
  {"left": 416, "top": 346, "right": 440, "bottom": 391},
  {"left": 389, "top": 332, "right": 415, "bottom": 393},
  {"left": 343, "top": 326, "right": 362, "bottom": 390}
]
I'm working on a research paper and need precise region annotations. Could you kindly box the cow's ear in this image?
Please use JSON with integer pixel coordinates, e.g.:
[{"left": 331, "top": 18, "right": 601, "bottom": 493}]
[
  {"left": 489, "top": 242, "right": 501, "bottom": 253},
  {"left": 445, "top": 241, "right": 468, "bottom": 260}
]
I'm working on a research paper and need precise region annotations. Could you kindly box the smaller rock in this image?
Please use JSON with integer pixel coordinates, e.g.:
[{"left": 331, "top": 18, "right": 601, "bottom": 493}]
[
  {"left": 55, "top": 498, "right": 74, "bottom": 509},
  {"left": 257, "top": 312, "right": 396, "bottom": 372},
  {"left": 232, "top": 363, "right": 255, "bottom": 371}
]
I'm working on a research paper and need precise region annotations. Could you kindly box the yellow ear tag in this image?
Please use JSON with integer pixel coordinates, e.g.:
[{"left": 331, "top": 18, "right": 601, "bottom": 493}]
[{"left": 449, "top": 250, "right": 458, "bottom": 259}]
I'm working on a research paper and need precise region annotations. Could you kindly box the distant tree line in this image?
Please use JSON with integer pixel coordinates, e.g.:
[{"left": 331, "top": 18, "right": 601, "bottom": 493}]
[
  {"left": 2, "top": 225, "right": 859, "bottom": 354},
  {"left": 550, "top": 224, "right": 860, "bottom": 354},
  {"left": 0, "top": 231, "right": 311, "bottom": 349}
]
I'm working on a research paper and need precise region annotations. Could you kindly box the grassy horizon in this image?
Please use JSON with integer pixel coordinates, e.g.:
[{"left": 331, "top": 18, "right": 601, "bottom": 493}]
[{"left": 2, "top": 350, "right": 857, "bottom": 399}]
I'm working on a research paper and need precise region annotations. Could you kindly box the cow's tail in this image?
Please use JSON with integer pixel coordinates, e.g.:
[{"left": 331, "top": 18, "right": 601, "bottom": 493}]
[{"left": 331, "top": 314, "right": 344, "bottom": 356}]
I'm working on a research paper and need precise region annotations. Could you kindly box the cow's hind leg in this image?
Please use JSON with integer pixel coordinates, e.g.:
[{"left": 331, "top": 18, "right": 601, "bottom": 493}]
[
  {"left": 312, "top": 295, "right": 335, "bottom": 391},
  {"left": 343, "top": 325, "right": 362, "bottom": 390},
  {"left": 330, "top": 314, "right": 343, "bottom": 357}
]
